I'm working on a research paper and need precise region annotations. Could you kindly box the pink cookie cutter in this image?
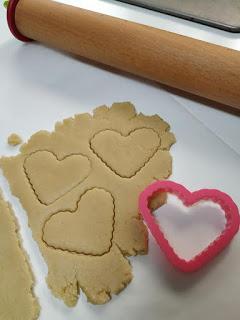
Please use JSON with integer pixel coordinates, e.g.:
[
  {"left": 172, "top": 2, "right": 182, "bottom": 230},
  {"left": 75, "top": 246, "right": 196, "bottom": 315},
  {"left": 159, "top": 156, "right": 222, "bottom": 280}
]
[{"left": 139, "top": 180, "right": 240, "bottom": 273}]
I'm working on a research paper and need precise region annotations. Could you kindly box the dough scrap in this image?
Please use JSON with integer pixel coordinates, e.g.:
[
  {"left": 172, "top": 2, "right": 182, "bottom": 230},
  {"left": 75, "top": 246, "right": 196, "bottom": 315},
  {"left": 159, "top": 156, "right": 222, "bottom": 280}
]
[
  {"left": 0, "top": 102, "right": 175, "bottom": 306},
  {"left": 7, "top": 133, "right": 22, "bottom": 146},
  {"left": 0, "top": 191, "right": 39, "bottom": 320}
]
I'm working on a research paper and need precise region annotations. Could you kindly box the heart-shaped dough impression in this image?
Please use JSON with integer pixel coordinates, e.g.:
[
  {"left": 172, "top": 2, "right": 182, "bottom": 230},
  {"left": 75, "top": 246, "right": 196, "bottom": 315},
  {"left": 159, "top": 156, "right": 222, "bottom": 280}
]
[
  {"left": 24, "top": 151, "right": 91, "bottom": 205},
  {"left": 90, "top": 128, "right": 160, "bottom": 177},
  {"left": 43, "top": 188, "right": 114, "bottom": 255}
]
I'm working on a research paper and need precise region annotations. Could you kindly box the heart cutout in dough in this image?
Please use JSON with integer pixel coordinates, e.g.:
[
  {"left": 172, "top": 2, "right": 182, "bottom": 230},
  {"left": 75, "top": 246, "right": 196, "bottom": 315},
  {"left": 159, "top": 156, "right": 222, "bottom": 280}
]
[
  {"left": 90, "top": 128, "right": 160, "bottom": 178},
  {"left": 24, "top": 151, "right": 91, "bottom": 205},
  {"left": 42, "top": 188, "right": 115, "bottom": 255},
  {"left": 139, "top": 180, "right": 240, "bottom": 272}
]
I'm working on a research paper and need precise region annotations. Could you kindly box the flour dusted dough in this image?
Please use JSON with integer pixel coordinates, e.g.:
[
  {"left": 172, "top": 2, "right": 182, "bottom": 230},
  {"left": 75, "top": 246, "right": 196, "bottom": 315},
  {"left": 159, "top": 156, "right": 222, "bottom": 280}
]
[
  {"left": 0, "top": 102, "right": 175, "bottom": 306},
  {"left": 0, "top": 192, "right": 39, "bottom": 320}
]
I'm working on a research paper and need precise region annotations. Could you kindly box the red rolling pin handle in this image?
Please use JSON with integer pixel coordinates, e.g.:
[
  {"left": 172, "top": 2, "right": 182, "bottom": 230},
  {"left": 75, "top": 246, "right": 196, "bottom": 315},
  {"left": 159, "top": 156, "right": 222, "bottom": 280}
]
[{"left": 7, "top": 0, "right": 31, "bottom": 42}]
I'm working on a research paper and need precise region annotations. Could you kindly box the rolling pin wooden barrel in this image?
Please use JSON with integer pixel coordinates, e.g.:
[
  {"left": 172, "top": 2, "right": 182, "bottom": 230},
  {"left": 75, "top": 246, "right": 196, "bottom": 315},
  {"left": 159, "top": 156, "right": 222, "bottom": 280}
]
[{"left": 7, "top": 0, "right": 240, "bottom": 110}]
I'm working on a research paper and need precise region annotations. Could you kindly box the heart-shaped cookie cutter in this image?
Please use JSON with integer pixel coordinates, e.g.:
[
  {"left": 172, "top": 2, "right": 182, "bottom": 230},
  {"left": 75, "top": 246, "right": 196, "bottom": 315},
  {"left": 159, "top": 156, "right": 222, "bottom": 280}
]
[{"left": 139, "top": 180, "right": 240, "bottom": 272}]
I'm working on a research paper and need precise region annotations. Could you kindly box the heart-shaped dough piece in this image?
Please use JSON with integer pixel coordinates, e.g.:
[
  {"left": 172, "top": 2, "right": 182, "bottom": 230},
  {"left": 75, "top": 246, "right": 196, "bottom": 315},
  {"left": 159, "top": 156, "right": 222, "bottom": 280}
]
[
  {"left": 24, "top": 151, "right": 91, "bottom": 205},
  {"left": 43, "top": 188, "right": 115, "bottom": 255},
  {"left": 90, "top": 128, "right": 160, "bottom": 178}
]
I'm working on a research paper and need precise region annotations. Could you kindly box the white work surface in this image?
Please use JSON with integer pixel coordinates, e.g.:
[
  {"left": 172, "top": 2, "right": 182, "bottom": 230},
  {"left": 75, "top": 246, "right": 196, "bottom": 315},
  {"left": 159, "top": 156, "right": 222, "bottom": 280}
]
[{"left": 0, "top": 1, "right": 240, "bottom": 320}]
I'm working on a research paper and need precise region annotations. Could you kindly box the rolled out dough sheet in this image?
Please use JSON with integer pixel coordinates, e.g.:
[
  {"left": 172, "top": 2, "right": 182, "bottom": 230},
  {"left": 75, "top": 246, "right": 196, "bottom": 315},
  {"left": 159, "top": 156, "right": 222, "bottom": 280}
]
[
  {"left": 0, "top": 102, "right": 175, "bottom": 307},
  {"left": 0, "top": 191, "right": 39, "bottom": 320}
]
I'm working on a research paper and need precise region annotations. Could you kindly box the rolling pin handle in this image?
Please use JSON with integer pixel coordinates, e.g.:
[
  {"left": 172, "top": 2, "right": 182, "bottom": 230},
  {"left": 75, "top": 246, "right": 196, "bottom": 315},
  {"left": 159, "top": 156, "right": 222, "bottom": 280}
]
[{"left": 6, "top": 0, "right": 32, "bottom": 42}]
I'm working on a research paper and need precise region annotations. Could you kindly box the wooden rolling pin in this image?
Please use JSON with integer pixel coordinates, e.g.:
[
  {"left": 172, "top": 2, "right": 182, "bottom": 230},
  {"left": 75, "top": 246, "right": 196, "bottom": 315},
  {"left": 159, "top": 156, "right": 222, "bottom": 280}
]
[{"left": 7, "top": 0, "right": 240, "bottom": 110}]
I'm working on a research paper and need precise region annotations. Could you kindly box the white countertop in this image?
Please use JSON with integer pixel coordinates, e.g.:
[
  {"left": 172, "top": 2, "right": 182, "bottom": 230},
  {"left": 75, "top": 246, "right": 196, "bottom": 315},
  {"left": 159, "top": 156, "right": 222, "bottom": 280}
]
[{"left": 0, "top": 1, "right": 240, "bottom": 320}]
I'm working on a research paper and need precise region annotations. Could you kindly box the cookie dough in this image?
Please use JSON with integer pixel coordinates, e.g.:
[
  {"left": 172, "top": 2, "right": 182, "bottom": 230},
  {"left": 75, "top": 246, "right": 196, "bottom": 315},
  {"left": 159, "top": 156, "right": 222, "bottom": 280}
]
[
  {"left": 0, "top": 191, "right": 39, "bottom": 320},
  {"left": 7, "top": 133, "right": 22, "bottom": 146},
  {"left": 0, "top": 102, "right": 175, "bottom": 307}
]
